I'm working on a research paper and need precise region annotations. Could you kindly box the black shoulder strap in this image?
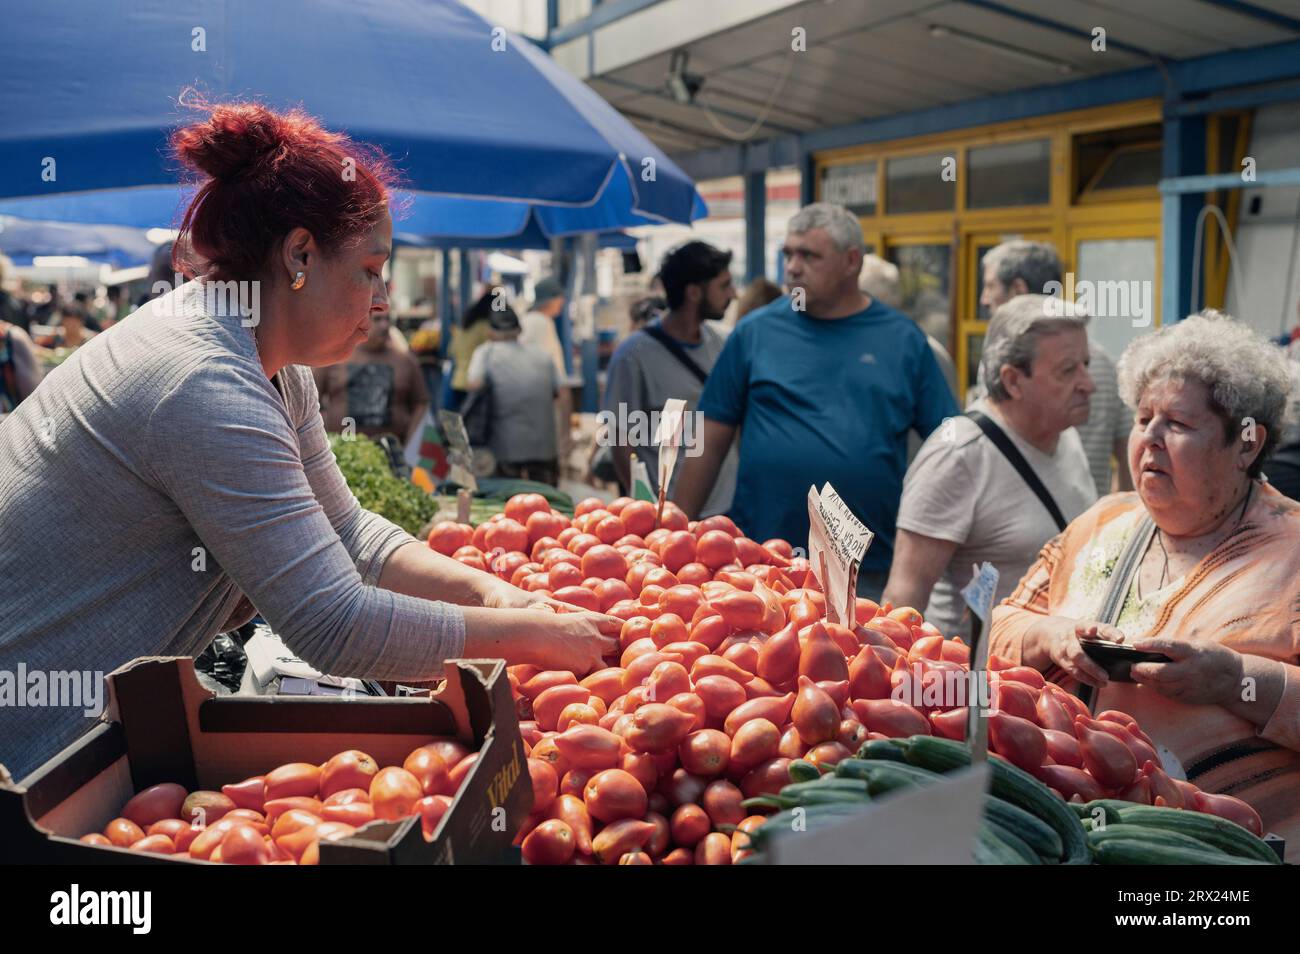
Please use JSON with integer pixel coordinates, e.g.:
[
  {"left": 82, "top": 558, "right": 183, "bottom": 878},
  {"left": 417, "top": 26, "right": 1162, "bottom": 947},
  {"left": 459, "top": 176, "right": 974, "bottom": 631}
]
[
  {"left": 643, "top": 324, "right": 708, "bottom": 384},
  {"left": 966, "top": 410, "right": 1068, "bottom": 531}
]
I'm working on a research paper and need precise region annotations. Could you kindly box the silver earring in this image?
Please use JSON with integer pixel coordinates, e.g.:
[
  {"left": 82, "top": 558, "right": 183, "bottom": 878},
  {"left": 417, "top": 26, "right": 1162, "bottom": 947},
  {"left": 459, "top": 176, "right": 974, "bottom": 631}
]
[{"left": 291, "top": 271, "right": 306, "bottom": 290}]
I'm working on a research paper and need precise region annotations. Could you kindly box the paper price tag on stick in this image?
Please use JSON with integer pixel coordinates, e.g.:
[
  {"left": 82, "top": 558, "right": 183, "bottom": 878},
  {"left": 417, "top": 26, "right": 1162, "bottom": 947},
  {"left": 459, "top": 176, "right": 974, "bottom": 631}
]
[
  {"left": 630, "top": 452, "right": 656, "bottom": 503},
  {"left": 961, "top": 561, "right": 999, "bottom": 633},
  {"left": 654, "top": 398, "right": 687, "bottom": 526},
  {"left": 448, "top": 462, "right": 477, "bottom": 493},
  {"left": 961, "top": 561, "right": 1000, "bottom": 764},
  {"left": 438, "top": 410, "right": 472, "bottom": 458},
  {"left": 807, "top": 483, "right": 874, "bottom": 625},
  {"left": 436, "top": 410, "right": 478, "bottom": 493}
]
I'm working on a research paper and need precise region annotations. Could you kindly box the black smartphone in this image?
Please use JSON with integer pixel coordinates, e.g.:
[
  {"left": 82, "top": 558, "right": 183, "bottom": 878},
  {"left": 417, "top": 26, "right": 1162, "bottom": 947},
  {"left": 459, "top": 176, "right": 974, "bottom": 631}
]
[{"left": 1080, "top": 639, "right": 1172, "bottom": 682}]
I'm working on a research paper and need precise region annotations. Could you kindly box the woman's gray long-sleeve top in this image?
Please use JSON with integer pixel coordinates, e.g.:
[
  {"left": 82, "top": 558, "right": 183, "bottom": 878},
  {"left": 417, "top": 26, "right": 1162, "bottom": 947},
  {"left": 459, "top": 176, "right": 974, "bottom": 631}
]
[{"left": 0, "top": 281, "right": 464, "bottom": 780}]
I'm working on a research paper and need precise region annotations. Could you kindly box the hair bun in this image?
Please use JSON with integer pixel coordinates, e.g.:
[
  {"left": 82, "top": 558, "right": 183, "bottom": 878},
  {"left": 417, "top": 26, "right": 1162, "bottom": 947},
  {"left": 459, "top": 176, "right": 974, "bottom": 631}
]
[
  {"left": 173, "top": 100, "right": 292, "bottom": 182},
  {"left": 169, "top": 92, "right": 398, "bottom": 283}
]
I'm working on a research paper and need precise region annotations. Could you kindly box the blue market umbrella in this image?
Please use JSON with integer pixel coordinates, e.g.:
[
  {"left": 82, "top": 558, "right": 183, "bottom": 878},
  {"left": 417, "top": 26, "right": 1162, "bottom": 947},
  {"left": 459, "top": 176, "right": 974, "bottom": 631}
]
[
  {"left": 0, "top": 216, "right": 159, "bottom": 269},
  {"left": 0, "top": 0, "right": 705, "bottom": 237},
  {"left": 394, "top": 215, "right": 638, "bottom": 251}
]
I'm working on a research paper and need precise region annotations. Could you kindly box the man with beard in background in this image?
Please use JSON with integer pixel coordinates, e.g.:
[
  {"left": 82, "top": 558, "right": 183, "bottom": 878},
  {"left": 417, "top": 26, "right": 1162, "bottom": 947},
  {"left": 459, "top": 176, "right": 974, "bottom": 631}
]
[{"left": 602, "top": 240, "right": 738, "bottom": 515}]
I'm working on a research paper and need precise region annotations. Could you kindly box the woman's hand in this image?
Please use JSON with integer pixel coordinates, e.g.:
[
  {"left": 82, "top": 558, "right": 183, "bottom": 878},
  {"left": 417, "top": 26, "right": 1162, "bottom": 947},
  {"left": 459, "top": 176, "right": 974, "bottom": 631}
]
[
  {"left": 1024, "top": 617, "right": 1122, "bottom": 688},
  {"left": 1130, "top": 637, "right": 1245, "bottom": 706},
  {"left": 480, "top": 577, "right": 557, "bottom": 611},
  {"left": 461, "top": 604, "right": 620, "bottom": 675},
  {"left": 518, "top": 606, "right": 621, "bottom": 674}
]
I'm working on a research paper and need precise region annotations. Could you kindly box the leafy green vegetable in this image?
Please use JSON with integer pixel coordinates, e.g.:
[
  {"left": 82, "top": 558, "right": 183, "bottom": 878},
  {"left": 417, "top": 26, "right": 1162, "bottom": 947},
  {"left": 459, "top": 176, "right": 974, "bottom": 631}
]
[{"left": 329, "top": 433, "right": 439, "bottom": 536}]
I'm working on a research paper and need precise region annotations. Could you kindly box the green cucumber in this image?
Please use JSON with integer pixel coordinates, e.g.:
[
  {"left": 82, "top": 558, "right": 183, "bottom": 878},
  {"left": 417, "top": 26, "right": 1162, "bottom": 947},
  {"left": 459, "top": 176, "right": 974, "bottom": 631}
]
[
  {"left": 1082, "top": 799, "right": 1132, "bottom": 827},
  {"left": 973, "top": 822, "right": 1031, "bottom": 865},
  {"left": 777, "top": 788, "right": 873, "bottom": 808},
  {"left": 864, "top": 765, "right": 941, "bottom": 797},
  {"left": 776, "top": 777, "right": 871, "bottom": 799},
  {"left": 856, "top": 738, "right": 909, "bottom": 762},
  {"left": 836, "top": 758, "right": 941, "bottom": 781},
  {"left": 985, "top": 818, "right": 1044, "bottom": 864},
  {"left": 787, "top": 759, "right": 821, "bottom": 783},
  {"left": 1115, "top": 805, "right": 1279, "bottom": 864},
  {"left": 1093, "top": 838, "right": 1271, "bottom": 866},
  {"left": 903, "top": 735, "right": 1090, "bottom": 865},
  {"left": 1087, "top": 824, "right": 1225, "bottom": 855},
  {"left": 984, "top": 797, "right": 1063, "bottom": 862},
  {"left": 830, "top": 758, "right": 875, "bottom": 780},
  {"left": 748, "top": 803, "right": 872, "bottom": 847},
  {"left": 833, "top": 759, "right": 942, "bottom": 794}
]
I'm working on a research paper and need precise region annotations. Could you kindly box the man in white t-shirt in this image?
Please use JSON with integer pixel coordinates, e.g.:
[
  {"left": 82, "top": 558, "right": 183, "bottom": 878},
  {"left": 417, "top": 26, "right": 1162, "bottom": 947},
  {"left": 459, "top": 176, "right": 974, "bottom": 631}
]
[
  {"left": 519, "top": 276, "right": 567, "bottom": 377},
  {"left": 518, "top": 276, "right": 571, "bottom": 470},
  {"left": 884, "top": 294, "right": 1098, "bottom": 636}
]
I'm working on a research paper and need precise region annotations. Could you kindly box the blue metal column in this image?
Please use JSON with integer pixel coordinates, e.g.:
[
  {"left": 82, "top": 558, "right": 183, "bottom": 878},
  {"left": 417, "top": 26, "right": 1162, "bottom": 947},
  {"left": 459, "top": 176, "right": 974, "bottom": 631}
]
[
  {"left": 435, "top": 248, "right": 454, "bottom": 410},
  {"left": 799, "top": 148, "right": 816, "bottom": 207},
  {"left": 441, "top": 248, "right": 474, "bottom": 409},
  {"left": 578, "top": 233, "right": 599, "bottom": 413},
  {"left": 438, "top": 249, "right": 453, "bottom": 358},
  {"left": 553, "top": 236, "right": 575, "bottom": 376},
  {"left": 458, "top": 248, "right": 473, "bottom": 316},
  {"left": 1161, "top": 113, "right": 1207, "bottom": 324},
  {"left": 743, "top": 168, "right": 766, "bottom": 282}
]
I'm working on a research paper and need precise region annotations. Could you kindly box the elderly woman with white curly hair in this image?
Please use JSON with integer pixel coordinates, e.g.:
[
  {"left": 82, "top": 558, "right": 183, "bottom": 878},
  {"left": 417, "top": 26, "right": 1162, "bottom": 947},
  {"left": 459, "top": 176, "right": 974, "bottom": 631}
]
[{"left": 990, "top": 310, "right": 1300, "bottom": 854}]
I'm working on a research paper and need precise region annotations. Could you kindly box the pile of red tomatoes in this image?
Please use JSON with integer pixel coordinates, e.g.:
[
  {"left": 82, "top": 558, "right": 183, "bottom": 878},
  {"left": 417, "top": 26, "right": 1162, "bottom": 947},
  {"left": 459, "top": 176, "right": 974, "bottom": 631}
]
[{"left": 430, "top": 493, "right": 1263, "bottom": 864}]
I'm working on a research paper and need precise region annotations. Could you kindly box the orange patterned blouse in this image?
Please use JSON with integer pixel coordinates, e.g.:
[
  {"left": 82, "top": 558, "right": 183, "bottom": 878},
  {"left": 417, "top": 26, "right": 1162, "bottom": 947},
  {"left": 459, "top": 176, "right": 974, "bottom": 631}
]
[{"left": 990, "top": 483, "right": 1300, "bottom": 858}]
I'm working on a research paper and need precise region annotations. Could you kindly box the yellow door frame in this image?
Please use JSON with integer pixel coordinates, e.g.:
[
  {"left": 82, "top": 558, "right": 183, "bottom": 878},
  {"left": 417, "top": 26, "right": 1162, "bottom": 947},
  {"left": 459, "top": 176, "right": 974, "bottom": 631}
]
[
  {"left": 1066, "top": 220, "right": 1163, "bottom": 366},
  {"left": 959, "top": 225, "right": 1054, "bottom": 398},
  {"left": 819, "top": 100, "right": 1174, "bottom": 394},
  {"left": 880, "top": 229, "right": 960, "bottom": 354}
]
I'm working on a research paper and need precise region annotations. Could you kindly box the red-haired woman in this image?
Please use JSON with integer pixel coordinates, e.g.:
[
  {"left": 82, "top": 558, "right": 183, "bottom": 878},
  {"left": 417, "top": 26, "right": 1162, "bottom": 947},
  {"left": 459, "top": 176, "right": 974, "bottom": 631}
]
[{"left": 0, "top": 101, "right": 617, "bottom": 781}]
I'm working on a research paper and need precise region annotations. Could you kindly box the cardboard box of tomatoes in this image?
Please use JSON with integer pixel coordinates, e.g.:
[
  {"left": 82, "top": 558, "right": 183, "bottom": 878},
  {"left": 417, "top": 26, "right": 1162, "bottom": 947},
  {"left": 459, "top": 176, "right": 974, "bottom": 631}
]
[{"left": 0, "top": 655, "right": 531, "bottom": 864}]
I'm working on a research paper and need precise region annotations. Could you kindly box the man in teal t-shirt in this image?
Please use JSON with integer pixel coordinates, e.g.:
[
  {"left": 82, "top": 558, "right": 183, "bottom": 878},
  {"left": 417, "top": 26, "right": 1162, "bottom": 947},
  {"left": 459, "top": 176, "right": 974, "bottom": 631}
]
[{"left": 674, "top": 203, "right": 958, "bottom": 598}]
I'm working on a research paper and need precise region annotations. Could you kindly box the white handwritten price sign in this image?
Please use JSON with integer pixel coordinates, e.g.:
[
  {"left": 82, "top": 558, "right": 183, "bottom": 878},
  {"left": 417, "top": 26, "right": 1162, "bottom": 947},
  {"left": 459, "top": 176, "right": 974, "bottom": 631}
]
[
  {"left": 806, "top": 483, "right": 874, "bottom": 626},
  {"left": 961, "top": 561, "right": 1000, "bottom": 763},
  {"left": 654, "top": 398, "right": 687, "bottom": 526}
]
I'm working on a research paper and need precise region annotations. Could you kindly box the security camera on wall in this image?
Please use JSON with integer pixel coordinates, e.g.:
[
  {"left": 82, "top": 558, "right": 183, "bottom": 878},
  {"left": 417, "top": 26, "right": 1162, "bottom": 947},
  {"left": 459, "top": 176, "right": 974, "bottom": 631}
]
[{"left": 666, "top": 49, "right": 703, "bottom": 105}]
